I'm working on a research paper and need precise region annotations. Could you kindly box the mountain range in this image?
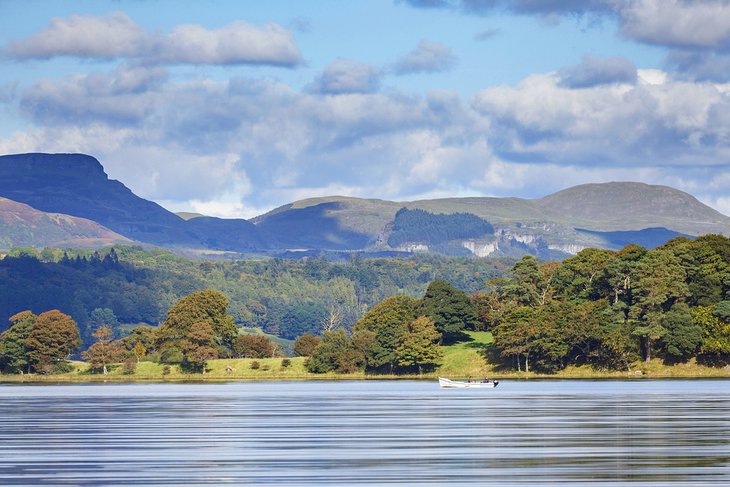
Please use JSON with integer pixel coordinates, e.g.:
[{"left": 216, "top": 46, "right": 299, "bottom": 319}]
[{"left": 1, "top": 152, "right": 728, "bottom": 258}]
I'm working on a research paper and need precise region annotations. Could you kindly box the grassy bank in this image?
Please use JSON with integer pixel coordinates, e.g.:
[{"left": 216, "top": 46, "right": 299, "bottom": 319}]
[{"left": 2, "top": 331, "right": 729, "bottom": 383}]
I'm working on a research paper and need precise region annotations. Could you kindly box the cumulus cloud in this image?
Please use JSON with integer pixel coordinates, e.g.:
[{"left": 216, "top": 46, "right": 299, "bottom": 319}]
[
  {"left": 392, "top": 41, "right": 457, "bottom": 75},
  {"left": 6, "top": 59, "right": 730, "bottom": 218},
  {"left": 3, "top": 12, "right": 303, "bottom": 67},
  {"left": 307, "top": 59, "right": 381, "bottom": 94},
  {"left": 617, "top": 0, "right": 730, "bottom": 49},
  {"left": 403, "top": 0, "right": 730, "bottom": 51},
  {"left": 558, "top": 54, "right": 637, "bottom": 88},
  {"left": 473, "top": 70, "right": 730, "bottom": 167}
]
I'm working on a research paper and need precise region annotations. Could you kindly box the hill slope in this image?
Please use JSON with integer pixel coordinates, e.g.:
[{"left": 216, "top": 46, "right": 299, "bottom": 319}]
[{"left": 0, "top": 197, "right": 131, "bottom": 249}]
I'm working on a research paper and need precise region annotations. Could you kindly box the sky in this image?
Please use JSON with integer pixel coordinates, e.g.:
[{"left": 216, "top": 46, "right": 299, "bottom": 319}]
[{"left": 1, "top": 0, "right": 730, "bottom": 219}]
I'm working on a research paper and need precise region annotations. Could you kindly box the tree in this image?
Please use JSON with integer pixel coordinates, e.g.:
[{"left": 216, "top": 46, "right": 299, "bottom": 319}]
[
  {"left": 695, "top": 305, "right": 730, "bottom": 364},
  {"left": 630, "top": 248, "right": 688, "bottom": 362},
  {"left": 492, "top": 306, "right": 539, "bottom": 372},
  {"left": 395, "top": 316, "right": 442, "bottom": 374},
  {"left": 85, "top": 308, "right": 119, "bottom": 345},
  {"left": 306, "top": 329, "right": 365, "bottom": 374},
  {"left": 121, "top": 325, "right": 157, "bottom": 353},
  {"left": 180, "top": 322, "right": 218, "bottom": 373},
  {"left": 132, "top": 341, "right": 147, "bottom": 362},
  {"left": 233, "top": 334, "right": 278, "bottom": 358},
  {"left": 294, "top": 333, "right": 321, "bottom": 357},
  {"left": 0, "top": 311, "right": 36, "bottom": 374},
  {"left": 419, "top": 280, "right": 478, "bottom": 344},
  {"left": 353, "top": 295, "right": 418, "bottom": 371},
  {"left": 157, "top": 290, "right": 237, "bottom": 355},
  {"left": 660, "top": 302, "right": 703, "bottom": 362},
  {"left": 82, "top": 326, "right": 126, "bottom": 374},
  {"left": 24, "top": 310, "right": 81, "bottom": 373}
]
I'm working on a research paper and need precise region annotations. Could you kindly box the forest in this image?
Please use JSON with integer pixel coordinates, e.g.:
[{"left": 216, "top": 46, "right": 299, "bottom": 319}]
[
  {"left": 0, "top": 246, "right": 511, "bottom": 346},
  {"left": 478, "top": 235, "right": 730, "bottom": 372},
  {"left": 2, "top": 234, "right": 729, "bottom": 376},
  {"left": 306, "top": 234, "right": 730, "bottom": 375},
  {"left": 387, "top": 207, "right": 494, "bottom": 247}
]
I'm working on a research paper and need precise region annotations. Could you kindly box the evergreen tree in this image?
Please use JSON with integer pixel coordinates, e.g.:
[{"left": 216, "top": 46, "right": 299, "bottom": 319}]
[{"left": 420, "top": 280, "right": 478, "bottom": 343}]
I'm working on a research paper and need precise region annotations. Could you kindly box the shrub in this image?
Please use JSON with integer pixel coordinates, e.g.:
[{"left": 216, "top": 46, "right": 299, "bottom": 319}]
[
  {"left": 250, "top": 360, "right": 260, "bottom": 370},
  {"left": 123, "top": 357, "right": 136, "bottom": 375},
  {"left": 162, "top": 365, "right": 171, "bottom": 375},
  {"left": 281, "top": 358, "right": 292, "bottom": 368}
]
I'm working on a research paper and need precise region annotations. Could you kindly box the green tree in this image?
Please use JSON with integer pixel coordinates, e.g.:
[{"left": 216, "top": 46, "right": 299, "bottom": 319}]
[
  {"left": 25, "top": 310, "right": 81, "bottom": 373},
  {"left": 695, "top": 305, "right": 730, "bottom": 364},
  {"left": 353, "top": 295, "right": 418, "bottom": 371},
  {"left": 492, "top": 306, "right": 539, "bottom": 372},
  {"left": 307, "top": 329, "right": 358, "bottom": 374},
  {"left": 630, "top": 248, "right": 688, "bottom": 362},
  {"left": 660, "top": 302, "right": 703, "bottom": 362},
  {"left": 82, "top": 326, "right": 126, "bottom": 374},
  {"left": 157, "top": 289, "right": 237, "bottom": 354},
  {"left": 419, "top": 280, "right": 478, "bottom": 344},
  {"left": 395, "top": 316, "right": 442, "bottom": 374},
  {"left": 85, "top": 307, "right": 119, "bottom": 344},
  {"left": 0, "top": 311, "right": 36, "bottom": 374}
]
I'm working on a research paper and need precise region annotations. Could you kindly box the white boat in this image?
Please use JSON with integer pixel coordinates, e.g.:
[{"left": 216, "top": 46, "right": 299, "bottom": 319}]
[{"left": 439, "top": 377, "right": 499, "bottom": 388}]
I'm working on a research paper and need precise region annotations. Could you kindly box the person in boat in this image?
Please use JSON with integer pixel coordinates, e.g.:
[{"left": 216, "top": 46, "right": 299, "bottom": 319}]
[{"left": 482, "top": 377, "right": 490, "bottom": 383}]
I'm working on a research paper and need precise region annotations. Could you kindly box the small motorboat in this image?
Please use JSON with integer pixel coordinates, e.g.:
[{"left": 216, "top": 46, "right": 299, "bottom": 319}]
[{"left": 439, "top": 377, "right": 499, "bottom": 388}]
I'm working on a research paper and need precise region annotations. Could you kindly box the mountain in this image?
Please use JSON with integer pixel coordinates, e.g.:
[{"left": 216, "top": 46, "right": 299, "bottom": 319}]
[
  {"left": 0, "top": 197, "right": 131, "bottom": 249},
  {"left": 253, "top": 183, "right": 730, "bottom": 258},
  {"left": 0, "top": 153, "right": 265, "bottom": 251},
  {"left": 1, "top": 152, "right": 729, "bottom": 258}
]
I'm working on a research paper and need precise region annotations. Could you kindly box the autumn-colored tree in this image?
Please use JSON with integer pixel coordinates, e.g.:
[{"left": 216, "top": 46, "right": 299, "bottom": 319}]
[
  {"left": 157, "top": 290, "right": 237, "bottom": 357},
  {"left": 396, "top": 316, "right": 442, "bottom": 374},
  {"left": 233, "top": 334, "right": 278, "bottom": 358},
  {"left": 132, "top": 341, "right": 147, "bottom": 362},
  {"left": 82, "top": 326, "right": 126, "bottom": 374},
  {"left": 293, "top": 333, "right": 321, "bottom": 357},
  {"left": 24, "top": 310, "right": 81, "bottom": 373},
  {"left": 0, "top": 311, "right": 36, "bottom": 374},
  {"left": 180, "top": 322, "right": 218, "bottom": 373}
]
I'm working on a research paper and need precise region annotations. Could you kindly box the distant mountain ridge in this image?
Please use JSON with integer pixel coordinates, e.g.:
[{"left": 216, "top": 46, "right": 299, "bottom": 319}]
[
  {"left": 0, "top": 153, "right": 265, "bottom": 251},
  {"left": 1, "top": 152, "right": 728, "bottom": 258}
]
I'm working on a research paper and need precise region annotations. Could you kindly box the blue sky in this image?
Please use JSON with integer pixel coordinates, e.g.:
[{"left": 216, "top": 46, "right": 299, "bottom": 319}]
[{"left": 1, "top": 0, "right": 730, "bottom": 218}]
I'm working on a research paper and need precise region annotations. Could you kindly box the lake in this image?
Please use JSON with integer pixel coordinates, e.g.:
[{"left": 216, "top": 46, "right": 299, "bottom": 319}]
[{"left": 0, "top": 380, "right": 728, "bottom": 486}]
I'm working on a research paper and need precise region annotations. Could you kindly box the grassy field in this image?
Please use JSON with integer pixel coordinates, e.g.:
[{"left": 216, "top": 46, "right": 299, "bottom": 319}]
[{"left": 2, "top": 330, "right": 729, "bottom": 383}]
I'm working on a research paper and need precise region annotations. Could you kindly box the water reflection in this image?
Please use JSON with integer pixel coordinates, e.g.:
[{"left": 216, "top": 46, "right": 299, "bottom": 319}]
[{"left": 0, "top": 380, "right": 728, "bottom": 485}]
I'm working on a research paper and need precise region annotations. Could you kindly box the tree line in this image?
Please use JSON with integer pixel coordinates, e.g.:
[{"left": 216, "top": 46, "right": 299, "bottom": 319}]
[
  {"left": 305, "top": 279, "right": 477, "bottom": 374},
  {"left": 476, "top": 235, "right": 730, "bottom": 372},
  {"left": 0, "top": 289, "right": 291, "bottom": 375},
  {"left": 0, "top": 246, "right": 511, "bottom": 347}
]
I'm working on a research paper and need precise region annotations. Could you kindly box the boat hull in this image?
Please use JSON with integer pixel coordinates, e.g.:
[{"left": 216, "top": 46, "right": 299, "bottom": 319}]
[{"left": 439, "top": 377, "right": 498, "bottom": 388}]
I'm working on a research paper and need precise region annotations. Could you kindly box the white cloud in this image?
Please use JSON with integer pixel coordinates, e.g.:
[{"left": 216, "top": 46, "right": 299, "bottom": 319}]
[
  {"left": 5, "top": 61, "right": 730, "bottom": 218},
  {"left": 392, "top": 40, "right": 457, "bottom": 75},
  {"left": 307, "top": 59, "right": 381, "bottom": 94},
  {"left": 558, "top": 54, "right": 637, "bottom": 88},
  {"left": 617, "top": 0, "right": 730, "bottom": 49},
  {"left": 3, "top": 12, "right": 303, "bottom": 67}
]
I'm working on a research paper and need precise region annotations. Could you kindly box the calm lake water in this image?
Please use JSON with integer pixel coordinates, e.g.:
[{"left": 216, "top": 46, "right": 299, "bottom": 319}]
[{"left": 0, "top": 380, "right": 728, "bottom": 486}]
